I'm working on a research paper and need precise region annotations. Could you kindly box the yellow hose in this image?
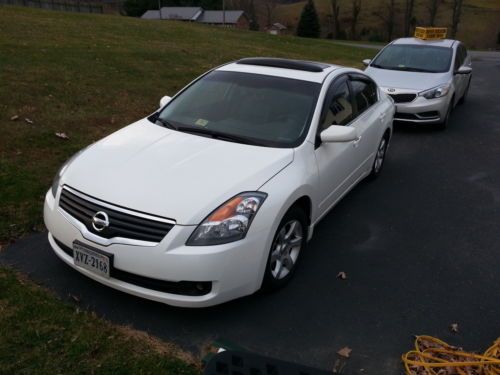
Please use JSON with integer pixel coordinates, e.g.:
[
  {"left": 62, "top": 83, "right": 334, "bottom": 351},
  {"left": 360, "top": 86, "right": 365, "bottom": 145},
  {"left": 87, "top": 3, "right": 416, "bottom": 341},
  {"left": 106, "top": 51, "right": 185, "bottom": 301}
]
[{"left": 402, "top": 335, "right": 500, "bottom": 375}]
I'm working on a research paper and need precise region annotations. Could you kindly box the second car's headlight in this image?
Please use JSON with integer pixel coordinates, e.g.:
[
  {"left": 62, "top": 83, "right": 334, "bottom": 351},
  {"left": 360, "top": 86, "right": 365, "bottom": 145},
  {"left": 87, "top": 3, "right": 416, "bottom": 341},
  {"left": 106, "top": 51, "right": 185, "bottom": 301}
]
[
  {"left": 186, "top": 192, "right": 267, "bottom": 246},
  {"left": 419, "top": 84, "right": 451, "bottom": 99}
]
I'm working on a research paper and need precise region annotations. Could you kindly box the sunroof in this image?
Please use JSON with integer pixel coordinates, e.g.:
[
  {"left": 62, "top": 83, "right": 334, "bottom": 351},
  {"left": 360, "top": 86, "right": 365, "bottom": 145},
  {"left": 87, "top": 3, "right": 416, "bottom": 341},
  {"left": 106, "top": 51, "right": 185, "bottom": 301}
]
[{"left": 237, "top": 58, "right": 329, "bottom": 73}]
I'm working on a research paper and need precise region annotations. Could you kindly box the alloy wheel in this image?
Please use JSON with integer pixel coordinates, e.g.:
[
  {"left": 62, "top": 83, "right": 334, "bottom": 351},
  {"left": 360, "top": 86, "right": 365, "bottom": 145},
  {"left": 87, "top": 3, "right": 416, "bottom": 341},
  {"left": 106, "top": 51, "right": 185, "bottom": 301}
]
[{"left": 270, "top": 220, "right": 303, "bottom": 280}]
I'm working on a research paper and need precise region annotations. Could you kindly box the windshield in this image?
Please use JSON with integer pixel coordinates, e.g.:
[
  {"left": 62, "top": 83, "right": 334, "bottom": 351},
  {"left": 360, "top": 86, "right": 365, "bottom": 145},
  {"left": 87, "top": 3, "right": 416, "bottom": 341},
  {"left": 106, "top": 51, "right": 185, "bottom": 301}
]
[
  {"left": 371, "top": 44, "right": 452, "bottom": 73},
  {"left": 156, "top": 71, "right": 320, "bottom": 148}
]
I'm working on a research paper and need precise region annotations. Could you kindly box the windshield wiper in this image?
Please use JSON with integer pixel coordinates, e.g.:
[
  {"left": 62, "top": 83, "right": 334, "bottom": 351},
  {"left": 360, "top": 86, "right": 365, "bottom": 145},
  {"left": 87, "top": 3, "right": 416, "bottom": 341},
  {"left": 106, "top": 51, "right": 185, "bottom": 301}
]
[
  {"left": 370, "top": 63, "right": 388, "bottom": 69},
  {"left": 156, "top": 117, "right": 178, "bottom": 130},
  {"left": 177, "top": 126, "right": 263, "bottom": 146},
  {"left": 387, "top": 66, "right": 433, "bottom": 73}
]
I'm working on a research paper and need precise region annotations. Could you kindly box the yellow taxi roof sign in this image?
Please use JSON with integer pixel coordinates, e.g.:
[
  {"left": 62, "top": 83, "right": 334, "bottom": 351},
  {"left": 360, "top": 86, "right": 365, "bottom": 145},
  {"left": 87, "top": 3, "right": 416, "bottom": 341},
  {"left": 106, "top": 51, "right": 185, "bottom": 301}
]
[{"left": 414, "top": 27, "right": 447, "bottom": 40}]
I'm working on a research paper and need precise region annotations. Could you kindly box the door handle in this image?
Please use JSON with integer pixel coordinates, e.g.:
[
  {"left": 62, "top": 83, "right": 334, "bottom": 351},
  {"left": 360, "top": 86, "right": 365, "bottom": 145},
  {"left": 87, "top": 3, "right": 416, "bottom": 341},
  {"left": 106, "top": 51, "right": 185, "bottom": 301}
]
[
  {"left": 353, "top": 135, "right": 362, "bottom": 147},
  {"left": 379, "top": 113, "right": 386, "bottom": 123}
]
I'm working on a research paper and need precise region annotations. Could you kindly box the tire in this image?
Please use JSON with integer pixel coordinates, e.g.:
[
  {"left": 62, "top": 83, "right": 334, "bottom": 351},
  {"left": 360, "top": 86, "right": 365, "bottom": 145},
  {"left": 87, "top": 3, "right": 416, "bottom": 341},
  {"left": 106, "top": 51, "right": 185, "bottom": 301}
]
[
  {"left": 458, "top": 77, "right": 471, "bottom": 105},
  {"left": 262, "top": 206, "right": 307, "bottom": 290},
  {"left": 369, "top": 134, "right": 389, "bottom": 179},
  {"left": 437, "top": 98, "right": 453, "bottom": 130}
]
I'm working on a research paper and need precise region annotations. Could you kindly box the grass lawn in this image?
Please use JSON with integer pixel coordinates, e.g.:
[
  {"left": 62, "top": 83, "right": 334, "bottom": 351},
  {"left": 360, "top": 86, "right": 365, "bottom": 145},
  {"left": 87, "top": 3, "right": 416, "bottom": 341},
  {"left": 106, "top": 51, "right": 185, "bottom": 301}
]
[
  {"left": 0, "top": 5, "right": 374, "bottom": 244},
  {"left": 0, "top": 6, "right": 372, "bottom": 372},
  {"left": 0, "top": 267, "right": 200, "bottom": 374}
]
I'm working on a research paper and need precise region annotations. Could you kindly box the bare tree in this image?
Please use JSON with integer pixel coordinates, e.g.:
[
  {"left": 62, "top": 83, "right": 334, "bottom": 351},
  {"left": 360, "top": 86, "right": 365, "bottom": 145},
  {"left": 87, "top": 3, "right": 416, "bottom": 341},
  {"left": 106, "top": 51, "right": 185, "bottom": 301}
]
[
  {"left": 350, "top": 0, "right": 362, "bottom": 40},
  {"left": 426, "top": 0, "right": 442, "bottom": 26},
  {"left": 374, "top": 0, "right": 396, "bottom": 42},
  {"left": 264, "top": 0, "right": 279, "bottom": 27},
  {"left": 450, "top": 0, "right": 463, "bottom": 38},
  {"left": 404, "top": 0, "right": 415, "bottom": 36},
  {"left": 331, "top": 0, "right": 342, "bottom": 39}
]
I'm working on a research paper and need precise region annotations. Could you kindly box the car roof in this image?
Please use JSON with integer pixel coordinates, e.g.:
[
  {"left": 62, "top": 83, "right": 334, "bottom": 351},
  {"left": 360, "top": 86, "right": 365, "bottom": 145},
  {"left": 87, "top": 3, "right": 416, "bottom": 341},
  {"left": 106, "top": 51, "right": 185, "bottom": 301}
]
[
  {"left": 216, "top": 58, "right": 341, "bottom": 83},
  {"left": 392, "top": 37, "right": 457, "bottom": 48}
]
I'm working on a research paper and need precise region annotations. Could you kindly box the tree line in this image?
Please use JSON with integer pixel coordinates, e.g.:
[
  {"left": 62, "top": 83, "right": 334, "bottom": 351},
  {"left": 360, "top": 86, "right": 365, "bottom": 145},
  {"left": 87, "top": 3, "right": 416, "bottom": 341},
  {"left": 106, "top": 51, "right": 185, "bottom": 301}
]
[{"left": 297, "top": 0, "right": 464, "bottom": 41}]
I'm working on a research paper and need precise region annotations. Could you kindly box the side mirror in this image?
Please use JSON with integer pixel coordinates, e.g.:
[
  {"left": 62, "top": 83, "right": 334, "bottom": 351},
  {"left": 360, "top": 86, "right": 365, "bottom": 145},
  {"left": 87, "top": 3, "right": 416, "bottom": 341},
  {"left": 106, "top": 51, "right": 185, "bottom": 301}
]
[
  {"left": 320, "top": 125, "right": 358, "bottom": 143},
  {"left": 159, "top": 96, "right": 172, "bottom": 108},
  {"left": 362, "top": 59, "right": 371, "bottom": 67},
  {"left": 455, "top": 66, "right": 472, "bottom": 75}
]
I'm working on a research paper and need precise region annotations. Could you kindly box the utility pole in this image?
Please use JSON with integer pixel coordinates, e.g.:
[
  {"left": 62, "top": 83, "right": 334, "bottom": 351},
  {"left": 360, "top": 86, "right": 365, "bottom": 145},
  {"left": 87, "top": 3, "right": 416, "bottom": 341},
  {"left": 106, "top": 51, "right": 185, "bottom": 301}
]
[
  {"left": 158, "top": 0, "right": 162, "bottom": 19},
  {"left": 223, "top": 0, "right": 226, "bottom": 26}
]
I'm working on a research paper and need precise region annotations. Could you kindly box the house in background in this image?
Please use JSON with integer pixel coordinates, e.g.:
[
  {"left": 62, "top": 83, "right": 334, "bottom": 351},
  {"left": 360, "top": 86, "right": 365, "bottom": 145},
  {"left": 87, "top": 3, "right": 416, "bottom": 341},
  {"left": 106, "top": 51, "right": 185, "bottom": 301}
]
[
  {"left": 267, "top": 23, "right": 287, "bottom": 35},
  {"left": 198, "top": 10, "right": 248, "bottom": 29},
  {"left": 141, "top": 7, "right": 202, "bottom": 21},
  {"left": 141, "top": 7, "right": 248, "bottom": 29}
]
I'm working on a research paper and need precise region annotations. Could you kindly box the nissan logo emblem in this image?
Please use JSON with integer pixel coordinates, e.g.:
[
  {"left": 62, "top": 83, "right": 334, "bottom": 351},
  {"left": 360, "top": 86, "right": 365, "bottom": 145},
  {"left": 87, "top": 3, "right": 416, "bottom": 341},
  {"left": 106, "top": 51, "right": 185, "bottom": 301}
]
[{"left": 92, "top": 211, "right": 109, "bottom": 232}]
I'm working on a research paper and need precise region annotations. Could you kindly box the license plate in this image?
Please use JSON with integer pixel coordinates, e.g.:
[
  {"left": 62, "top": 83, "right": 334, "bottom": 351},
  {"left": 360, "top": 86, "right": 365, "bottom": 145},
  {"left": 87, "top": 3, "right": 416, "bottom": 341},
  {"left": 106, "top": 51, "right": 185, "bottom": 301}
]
[{"left": 73, "top": 241, "right": 112, "bottom": 278}]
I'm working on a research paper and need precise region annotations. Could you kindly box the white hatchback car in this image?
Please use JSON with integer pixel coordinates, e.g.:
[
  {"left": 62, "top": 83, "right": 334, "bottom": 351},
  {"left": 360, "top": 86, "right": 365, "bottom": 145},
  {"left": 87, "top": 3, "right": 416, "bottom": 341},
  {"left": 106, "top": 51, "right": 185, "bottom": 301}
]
[{"left": 44, "top": 58, "right": 394, "bottom": 307}]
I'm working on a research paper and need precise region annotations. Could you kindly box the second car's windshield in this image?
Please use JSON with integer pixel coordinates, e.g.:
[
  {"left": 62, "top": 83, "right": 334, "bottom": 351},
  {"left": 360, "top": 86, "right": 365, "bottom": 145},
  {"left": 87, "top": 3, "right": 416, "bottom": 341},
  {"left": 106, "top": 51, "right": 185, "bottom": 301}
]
[
  {"left": 157, "top": 71, "right": 320, "bottom": 148},
  {"left": 371, "top": 44, "right": 452, "bottom": 73}
]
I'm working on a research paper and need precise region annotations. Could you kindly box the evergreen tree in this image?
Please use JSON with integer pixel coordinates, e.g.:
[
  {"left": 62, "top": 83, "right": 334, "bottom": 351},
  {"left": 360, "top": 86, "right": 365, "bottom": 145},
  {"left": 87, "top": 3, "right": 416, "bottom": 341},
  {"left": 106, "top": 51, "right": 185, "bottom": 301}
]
[{"left": 297, "top": 0, "right": 321, "bottom": 38}]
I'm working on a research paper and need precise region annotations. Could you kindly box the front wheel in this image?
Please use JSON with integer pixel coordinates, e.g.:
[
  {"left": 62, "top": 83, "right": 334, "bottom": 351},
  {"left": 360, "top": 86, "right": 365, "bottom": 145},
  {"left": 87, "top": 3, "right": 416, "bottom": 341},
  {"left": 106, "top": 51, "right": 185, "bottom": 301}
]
[
  {"left": 262, "top": 206, "right": 307, "bottom": 290},
  {"left": 437, "top": 98, "right": 453, "bottom": 130}
]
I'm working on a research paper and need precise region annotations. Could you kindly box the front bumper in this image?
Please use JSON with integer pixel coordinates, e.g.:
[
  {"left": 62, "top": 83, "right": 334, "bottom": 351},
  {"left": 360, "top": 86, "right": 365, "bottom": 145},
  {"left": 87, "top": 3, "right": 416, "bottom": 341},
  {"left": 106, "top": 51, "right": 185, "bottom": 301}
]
[
  {"left": 393, "top": 95, "right": 450, "bottom": 124},
  {"left": 44, "top": 190, "right": 270, "bottom": 308}
]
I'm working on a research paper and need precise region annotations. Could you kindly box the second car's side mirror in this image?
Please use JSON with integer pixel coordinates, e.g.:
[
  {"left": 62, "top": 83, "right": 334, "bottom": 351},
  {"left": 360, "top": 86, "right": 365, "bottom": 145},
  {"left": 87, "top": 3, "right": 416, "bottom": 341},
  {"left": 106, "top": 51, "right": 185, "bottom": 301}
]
[
  {"left": 362, "top": 59, "right": 371, "bottom": 67},
  {"left": 455, "top": 66, "right": 472, "bottom": 75},
  {"left": 320, "top": 125, "right": 358, "bottom": 143},
  {"left": 159, "top": 96, "right": 172, "bottom": 108}
]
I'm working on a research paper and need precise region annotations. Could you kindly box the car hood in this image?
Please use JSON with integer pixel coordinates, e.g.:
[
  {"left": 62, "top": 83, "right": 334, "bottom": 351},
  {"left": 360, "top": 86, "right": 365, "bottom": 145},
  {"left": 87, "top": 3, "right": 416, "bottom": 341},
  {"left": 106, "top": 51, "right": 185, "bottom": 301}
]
[
  {"left": 61, "top": 119, "right": 294, "bottom": 225},
  {"left": 365, "top": 67, "right": 449, "bottom": 91}
]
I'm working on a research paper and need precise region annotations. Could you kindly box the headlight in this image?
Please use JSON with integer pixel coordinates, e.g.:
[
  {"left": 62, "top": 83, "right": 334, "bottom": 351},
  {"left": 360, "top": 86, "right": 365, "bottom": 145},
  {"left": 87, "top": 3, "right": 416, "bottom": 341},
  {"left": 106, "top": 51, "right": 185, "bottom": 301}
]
[
  {"left": 419, "top": 84, "right": 451, "bottom": 99},
  {"left": 186, "top": 192, "right": 267, "bottom": 246}
]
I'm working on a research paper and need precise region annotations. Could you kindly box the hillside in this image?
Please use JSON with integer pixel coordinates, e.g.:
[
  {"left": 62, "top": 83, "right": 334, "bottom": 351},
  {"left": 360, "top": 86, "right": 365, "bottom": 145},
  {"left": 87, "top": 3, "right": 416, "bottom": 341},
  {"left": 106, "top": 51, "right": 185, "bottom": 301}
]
[
  {"left": 0, "top": 6, "right": 376, "bottom": 241},
  {"left": 273, "top": 0, "right": 500, "bottom": 49}
]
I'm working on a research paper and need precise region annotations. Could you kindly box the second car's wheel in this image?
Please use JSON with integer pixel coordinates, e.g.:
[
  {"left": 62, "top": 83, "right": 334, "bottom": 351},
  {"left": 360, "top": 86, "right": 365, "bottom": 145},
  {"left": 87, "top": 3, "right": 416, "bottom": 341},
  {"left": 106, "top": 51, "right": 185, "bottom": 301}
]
[
  {"left": 369, "top": 134, "right": 389, "bottom": 179},
  {"left": 437, "top": 98, "right": 453, "bottom": 130},
  {"left": 458, "top": 77, "right": 471, "bottom": 105},
  {"left": 263, "top": 206, "right": 307, "bottom": 290}
]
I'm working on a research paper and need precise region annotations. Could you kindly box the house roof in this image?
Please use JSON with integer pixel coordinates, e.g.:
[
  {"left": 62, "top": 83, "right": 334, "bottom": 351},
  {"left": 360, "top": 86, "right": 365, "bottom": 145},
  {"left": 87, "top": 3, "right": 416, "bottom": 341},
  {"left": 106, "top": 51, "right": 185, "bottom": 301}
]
[
  {"left": 141, "top": 10, "right": 160, "bottom": 20},
  {"left": 198, "top": 10, "right": 245, "bottom": 24},
  {"left": 270, "top": 23, "right": 287, "bottom": 30},
  {"left": 141, "top": 7, "right": 203, "bottom": 21}
]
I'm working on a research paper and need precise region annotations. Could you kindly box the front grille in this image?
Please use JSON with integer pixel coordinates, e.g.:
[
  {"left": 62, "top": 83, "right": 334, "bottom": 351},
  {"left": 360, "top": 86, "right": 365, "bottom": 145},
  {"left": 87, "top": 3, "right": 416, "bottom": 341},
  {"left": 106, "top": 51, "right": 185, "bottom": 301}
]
[
  {"left": 59, "top": 187, "right": 174, "bottom": 243},
  {"left": 389, "top": 93, "right": 416, "bottom": 103},
  {"left": 54, "top": 238, "right": 212, "bottom": 296}
]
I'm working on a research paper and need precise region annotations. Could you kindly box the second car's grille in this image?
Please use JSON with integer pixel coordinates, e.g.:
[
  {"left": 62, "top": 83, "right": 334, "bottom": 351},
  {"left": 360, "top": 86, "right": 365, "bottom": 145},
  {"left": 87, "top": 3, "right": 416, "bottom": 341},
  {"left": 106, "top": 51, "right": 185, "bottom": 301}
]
[
  {"left": 389, "top": 93, "right": 416, "bottom": 103},
  {"left": 59, "top": 187, "right": 174, "bottom": 243}
]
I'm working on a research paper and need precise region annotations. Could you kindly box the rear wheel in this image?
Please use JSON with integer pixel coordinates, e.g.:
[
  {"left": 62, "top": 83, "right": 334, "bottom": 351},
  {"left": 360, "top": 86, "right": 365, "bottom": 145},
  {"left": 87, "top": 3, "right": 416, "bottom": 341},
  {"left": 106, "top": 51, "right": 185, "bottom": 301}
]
[{"left": 263, "top": 206, "right": 307, "bottom": 290}]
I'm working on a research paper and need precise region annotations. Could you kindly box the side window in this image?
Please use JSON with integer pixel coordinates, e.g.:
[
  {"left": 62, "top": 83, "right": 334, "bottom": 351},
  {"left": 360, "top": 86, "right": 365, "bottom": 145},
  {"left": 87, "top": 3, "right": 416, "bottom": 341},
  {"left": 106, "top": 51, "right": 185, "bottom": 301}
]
[
  {"left": 454, "top": 45, "right": 464, "bottom": 70},
  {"left": 351, "top": 79, "right": 378, "bottom": 117},
  {"left": 320, "top": 80, "right": 353, "bottom": 130},
  {"left": 460, "top": 44, "right": 468, "bottom": 64}
]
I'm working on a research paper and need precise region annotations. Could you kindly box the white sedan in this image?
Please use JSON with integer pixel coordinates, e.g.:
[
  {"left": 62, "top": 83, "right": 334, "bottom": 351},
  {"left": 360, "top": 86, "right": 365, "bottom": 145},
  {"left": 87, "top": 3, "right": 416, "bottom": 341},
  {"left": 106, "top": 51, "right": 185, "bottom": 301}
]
[{"left": 44, "top": 58, "right": 395, "bottom": 307}]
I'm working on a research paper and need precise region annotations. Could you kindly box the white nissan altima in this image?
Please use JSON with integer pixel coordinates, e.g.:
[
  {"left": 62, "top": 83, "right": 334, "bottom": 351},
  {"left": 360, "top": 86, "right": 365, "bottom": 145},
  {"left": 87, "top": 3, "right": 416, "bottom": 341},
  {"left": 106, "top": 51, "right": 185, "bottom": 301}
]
[{"left": 44, "top": 58, "right": 395, "bottom": 307}]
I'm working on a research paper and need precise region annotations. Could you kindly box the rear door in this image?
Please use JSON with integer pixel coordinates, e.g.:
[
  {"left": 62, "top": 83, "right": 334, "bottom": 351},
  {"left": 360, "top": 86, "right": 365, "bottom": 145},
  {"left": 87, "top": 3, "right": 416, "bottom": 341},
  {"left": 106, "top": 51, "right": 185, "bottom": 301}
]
[{"left": 348, "top": 74, "right": 384, "bottom": 177}]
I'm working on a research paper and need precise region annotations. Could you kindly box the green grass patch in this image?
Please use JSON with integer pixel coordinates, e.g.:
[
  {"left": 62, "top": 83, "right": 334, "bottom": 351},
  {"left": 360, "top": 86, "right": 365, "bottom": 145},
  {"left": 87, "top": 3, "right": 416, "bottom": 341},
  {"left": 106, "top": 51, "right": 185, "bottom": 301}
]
[
  {"left": 0, "top": 5, "right": 374, "bottom": 242},
  {"left": 0, "top": 266, "right": 200, "bottom": 374}
]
